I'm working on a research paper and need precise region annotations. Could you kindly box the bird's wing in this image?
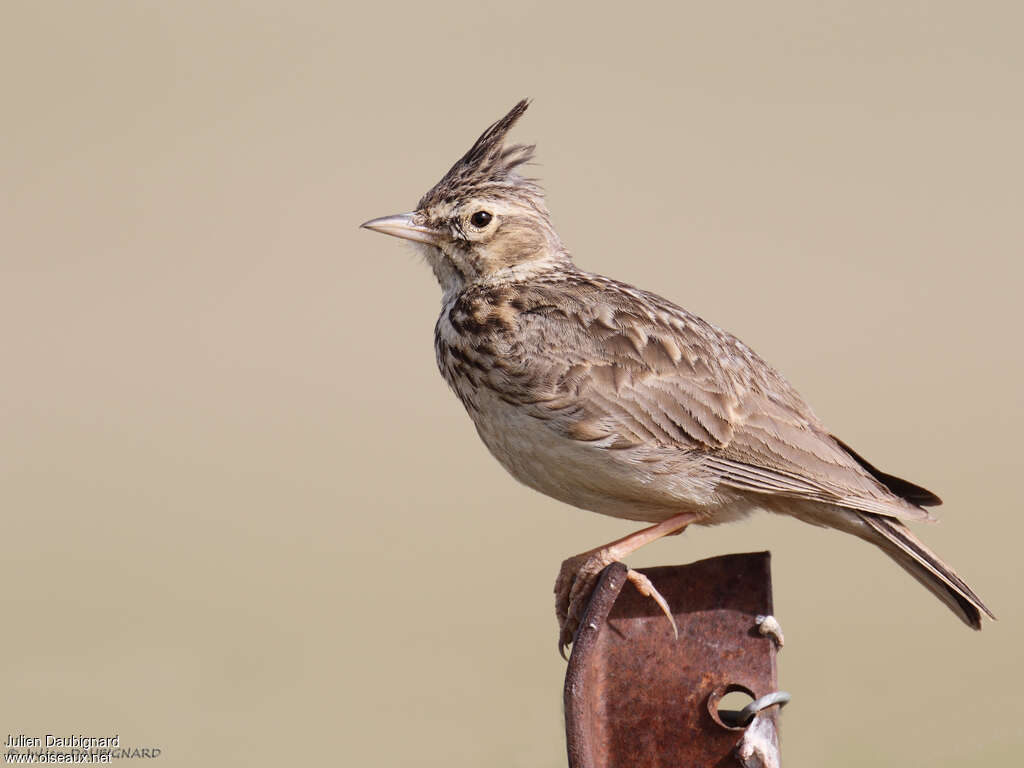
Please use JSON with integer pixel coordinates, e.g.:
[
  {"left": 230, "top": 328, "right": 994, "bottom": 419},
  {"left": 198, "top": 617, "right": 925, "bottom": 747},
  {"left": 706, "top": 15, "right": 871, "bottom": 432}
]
[{"left": 511, "top": 276, "right": 933, "bottom": 522}]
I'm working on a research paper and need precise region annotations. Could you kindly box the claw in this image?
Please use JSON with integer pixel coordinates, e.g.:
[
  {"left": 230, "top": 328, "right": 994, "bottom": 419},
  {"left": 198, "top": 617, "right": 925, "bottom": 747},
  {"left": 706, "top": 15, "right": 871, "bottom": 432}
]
[
  {"left": 555, "top": 552, "right": 680, "bottom": 658},
  {"left": 554, "top": 511, "right": 698, "bottom": 657},
  {"left": 554, "top": 549, "right": 610, "bottom": 657},
  {"left": 625, "top": 569, "right": 678, "bottom": 640}
]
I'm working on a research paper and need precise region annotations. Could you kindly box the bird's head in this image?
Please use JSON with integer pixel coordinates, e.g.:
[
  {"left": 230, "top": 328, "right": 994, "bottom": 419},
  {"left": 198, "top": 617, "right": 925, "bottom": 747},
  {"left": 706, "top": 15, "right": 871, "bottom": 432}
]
[{"left": 361, "top": 100, "right": 567, "bottom": 295}]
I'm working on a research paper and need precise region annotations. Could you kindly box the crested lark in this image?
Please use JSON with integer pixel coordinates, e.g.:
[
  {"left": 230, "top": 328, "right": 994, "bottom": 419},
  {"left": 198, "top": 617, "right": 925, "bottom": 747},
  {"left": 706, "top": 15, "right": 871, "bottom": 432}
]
[{"left": 361, "top": 100, "right": 993, "bottom": 654}]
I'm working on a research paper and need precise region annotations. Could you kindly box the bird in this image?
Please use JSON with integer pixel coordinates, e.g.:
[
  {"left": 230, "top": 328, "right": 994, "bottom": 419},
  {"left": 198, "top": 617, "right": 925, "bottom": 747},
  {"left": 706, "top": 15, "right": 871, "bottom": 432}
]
[{"left": 360, "top": 100, "right": 993, "bottom": 655}]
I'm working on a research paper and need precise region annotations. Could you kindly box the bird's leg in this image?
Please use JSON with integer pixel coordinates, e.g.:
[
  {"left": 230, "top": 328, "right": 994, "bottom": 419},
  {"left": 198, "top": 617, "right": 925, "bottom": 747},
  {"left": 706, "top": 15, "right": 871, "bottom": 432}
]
[{"left": 555, "top": 510, "right": 699, "bottom": 657}]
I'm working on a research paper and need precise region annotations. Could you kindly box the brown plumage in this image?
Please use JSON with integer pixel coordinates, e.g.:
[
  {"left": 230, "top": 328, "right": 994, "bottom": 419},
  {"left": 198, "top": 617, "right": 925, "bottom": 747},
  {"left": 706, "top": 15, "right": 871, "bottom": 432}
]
[{"left": 362, "top": 100, "right": 993, "bottom": 653}]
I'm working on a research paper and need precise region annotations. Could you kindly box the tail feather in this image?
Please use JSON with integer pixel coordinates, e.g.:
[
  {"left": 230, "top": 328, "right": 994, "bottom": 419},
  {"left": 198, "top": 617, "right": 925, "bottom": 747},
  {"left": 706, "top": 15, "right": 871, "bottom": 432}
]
[
  {"left": 859, "top": 513, "right": 995, "bottom": 629},
  {"left": 833, "top": 436, "right": 943, "bottom": 506}
]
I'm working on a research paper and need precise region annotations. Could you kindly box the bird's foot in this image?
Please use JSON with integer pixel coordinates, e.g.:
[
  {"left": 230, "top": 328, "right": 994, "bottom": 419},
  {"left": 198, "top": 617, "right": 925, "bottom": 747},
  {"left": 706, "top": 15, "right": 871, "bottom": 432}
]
[
  {"left": 555, "top": 549, "right": 678, "bottom": 658},
  {"left": 755, "top": 614, "right": 785, "bottom": 649}
]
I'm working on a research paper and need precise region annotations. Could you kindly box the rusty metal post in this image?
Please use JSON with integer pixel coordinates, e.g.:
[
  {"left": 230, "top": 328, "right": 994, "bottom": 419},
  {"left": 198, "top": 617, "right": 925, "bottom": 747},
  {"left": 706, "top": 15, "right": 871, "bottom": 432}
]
[{"left": 564, "top": 552, "right": 785, "bottom": 768}]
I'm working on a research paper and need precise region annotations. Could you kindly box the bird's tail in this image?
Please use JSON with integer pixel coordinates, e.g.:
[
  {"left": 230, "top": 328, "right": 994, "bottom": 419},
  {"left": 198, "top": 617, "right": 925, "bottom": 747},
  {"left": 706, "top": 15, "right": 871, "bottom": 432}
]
[{"left": 859, "top": 513, "right": 995, "bottom": 629}]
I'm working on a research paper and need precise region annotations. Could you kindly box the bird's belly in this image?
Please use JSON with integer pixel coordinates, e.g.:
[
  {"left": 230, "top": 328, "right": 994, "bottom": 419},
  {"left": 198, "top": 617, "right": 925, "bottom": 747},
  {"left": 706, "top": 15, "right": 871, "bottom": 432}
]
[{"left": 464, "top": 389, "right": 729, "bottom": 524}]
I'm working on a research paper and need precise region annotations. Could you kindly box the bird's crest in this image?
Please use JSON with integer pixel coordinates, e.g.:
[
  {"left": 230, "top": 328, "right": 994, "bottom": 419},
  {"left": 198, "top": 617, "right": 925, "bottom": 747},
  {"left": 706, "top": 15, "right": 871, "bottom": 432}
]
[{"left": 419, "top": 100, "right": 540, "bottom": 209}]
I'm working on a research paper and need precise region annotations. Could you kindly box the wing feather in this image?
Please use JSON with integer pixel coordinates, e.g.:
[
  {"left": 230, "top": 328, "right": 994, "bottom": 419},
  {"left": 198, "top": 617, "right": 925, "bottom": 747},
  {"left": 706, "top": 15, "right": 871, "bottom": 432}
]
[{"left": 504, "top": 274, "right": 934, "bottom": 522}]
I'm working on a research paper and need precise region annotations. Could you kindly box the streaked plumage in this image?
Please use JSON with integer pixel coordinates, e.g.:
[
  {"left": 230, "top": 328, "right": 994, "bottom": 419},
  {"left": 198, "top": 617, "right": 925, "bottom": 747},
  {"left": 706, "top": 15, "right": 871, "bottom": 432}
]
[{"left": 362, "top": 100, "right": 993, "bottom": 650}]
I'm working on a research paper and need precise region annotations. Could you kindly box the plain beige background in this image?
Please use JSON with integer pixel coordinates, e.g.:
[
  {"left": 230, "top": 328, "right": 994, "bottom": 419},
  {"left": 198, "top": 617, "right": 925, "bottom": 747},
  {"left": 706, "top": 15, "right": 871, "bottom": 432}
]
[{"left": 2, "top": 2, "right": 1021, "bottom": 765}]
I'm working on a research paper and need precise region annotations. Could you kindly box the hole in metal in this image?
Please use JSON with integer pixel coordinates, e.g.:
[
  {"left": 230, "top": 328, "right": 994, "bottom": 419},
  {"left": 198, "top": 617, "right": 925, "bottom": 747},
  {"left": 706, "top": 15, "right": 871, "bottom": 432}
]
[{"left": 708, "top": 684, "right": 756, "bottom": 730}]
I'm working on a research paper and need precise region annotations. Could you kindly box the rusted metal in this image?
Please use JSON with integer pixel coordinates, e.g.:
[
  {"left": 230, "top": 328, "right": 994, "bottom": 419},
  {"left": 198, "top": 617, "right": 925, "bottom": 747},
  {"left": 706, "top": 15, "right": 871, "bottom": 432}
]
[{"left": 564, "top": 552, "right": 781, "bottom": 768}]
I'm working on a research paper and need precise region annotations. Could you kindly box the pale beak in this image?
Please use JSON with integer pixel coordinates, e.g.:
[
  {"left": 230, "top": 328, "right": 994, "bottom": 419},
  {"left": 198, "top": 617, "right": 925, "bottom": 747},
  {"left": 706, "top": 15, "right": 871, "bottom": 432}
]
[{"left": 359, "top": 213, "right": 444, "bottom": 246}]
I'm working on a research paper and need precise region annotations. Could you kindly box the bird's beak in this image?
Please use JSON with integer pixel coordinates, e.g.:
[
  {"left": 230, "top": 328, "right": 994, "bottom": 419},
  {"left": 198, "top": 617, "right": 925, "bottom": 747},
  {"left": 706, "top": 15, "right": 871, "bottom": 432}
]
[{"left": 360, "top": 213, "right": 444, "bottom": 246}]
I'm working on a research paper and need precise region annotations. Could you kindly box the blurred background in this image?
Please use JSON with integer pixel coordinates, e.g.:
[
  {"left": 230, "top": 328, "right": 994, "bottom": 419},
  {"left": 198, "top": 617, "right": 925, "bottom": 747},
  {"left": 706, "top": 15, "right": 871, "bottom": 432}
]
[{"left": 2, "top": 2, "right": 1021, "bottom": 765}]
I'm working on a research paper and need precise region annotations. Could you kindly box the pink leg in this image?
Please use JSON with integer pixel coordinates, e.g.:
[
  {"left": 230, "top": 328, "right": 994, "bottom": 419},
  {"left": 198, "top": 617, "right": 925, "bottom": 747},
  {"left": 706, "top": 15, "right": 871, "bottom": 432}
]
[{"left": 555, "top": 511, "right": 699, "bottom": 657}]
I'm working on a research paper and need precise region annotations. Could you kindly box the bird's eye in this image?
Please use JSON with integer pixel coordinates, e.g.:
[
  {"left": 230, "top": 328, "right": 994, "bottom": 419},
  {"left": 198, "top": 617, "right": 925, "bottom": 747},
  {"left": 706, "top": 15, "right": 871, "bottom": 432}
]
[{"left": 470, "top": 210, "right": 493, "bottom": 228}]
